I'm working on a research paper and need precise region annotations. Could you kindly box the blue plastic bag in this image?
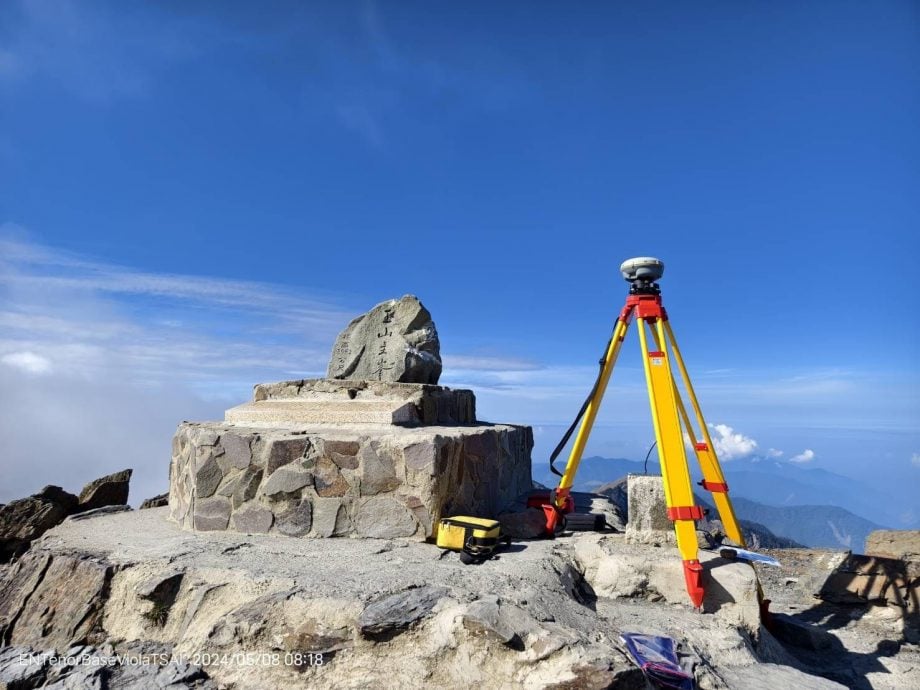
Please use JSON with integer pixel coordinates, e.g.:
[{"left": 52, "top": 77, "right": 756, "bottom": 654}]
[{"left": 621, "top": 633, "right": 695, "bottom": 690}]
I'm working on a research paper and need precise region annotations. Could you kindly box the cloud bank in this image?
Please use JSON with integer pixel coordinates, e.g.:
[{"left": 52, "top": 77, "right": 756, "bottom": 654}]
[
  {"left": 707, "top": 423, "right": 758, "bottom": 460},
  {"left": 0, "top": 231, "right": 355, "bottom": 502}
]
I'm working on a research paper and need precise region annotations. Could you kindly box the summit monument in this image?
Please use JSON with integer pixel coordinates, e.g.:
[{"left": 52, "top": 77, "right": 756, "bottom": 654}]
[{"left": 168, "top": 295, "right": 533, "bottom": 540}]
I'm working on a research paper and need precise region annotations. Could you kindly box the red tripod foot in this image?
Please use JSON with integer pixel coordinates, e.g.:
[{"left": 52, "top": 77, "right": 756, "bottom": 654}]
[{"left": 682, "top": 560, "right": 705, "bottom": 609}]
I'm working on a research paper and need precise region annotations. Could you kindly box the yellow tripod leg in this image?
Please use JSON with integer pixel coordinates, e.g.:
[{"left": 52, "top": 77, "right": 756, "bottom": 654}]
[
  {"left": 556, "top": 317, "right": 631, "bottom": 497},
  {"left": 664, "top": 322, "right": 746, "bottom": 547},
  {"left": 638, "top": 318, "right": 705, "bottom": 608}
]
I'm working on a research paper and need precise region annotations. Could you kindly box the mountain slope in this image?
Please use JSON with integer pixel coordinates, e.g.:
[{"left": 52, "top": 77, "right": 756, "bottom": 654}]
[
  {"left": 596, "top": 477, "right": 803, "bottom": 549},
  {"left": 540, "top": 455, "right": 885, "bottom": 549},
  {"left": 727, "top": 496, "right": 884, "bottom": 551}
]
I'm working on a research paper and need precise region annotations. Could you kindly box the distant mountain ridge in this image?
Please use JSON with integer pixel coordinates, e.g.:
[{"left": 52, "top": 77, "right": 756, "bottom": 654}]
[
  {"left": 726, "top": 496, "right": 883, "bottom": 551},
  {"left": 595, "top": 477, "right": 802, "bottom": 549},
  {"left": 536, "top": 455, "right": 887, "bottom": 550}
]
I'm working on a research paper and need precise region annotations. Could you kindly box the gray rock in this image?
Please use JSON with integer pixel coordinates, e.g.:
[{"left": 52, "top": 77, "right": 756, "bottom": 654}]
[
  {"left": 313, "top": 457, "right": 351, "bottom": 498},
  {"left": 217, "top": 473, "right": 243, "bottom": 498},
  {"left": 358, "top": 443, "right": 398, "bottom": 496},
  {"left": 312, "top": 498, "right": 350, "bottom": 537},
  {"left": 262, "top": 466, "right": 312, "bottom": 496},
  {"left": 866, "top": 529, "right": 920, "bottom": 561},
  {"left": 109, "top": 654, "right": 215, "bottom": 689},
  {"left": 23, "top": 640, "right": 217, "bottom": 690},
  {"left": 284, "top": 618, "right": 352, "bottom": 655},
  {"left": 66, "top": 505, "right": 132, "bottom": 521},
  {"left": 0, "top": 551, "right": 113, "bottom": 650},
  {"left": 358, "top": 585, "right": 449, "bottom": 639},
  {"left": 136, "top": 570, "right": 184, "bottom": 600},
  {"left": 276, "top": 500, "right": 313, "bottom": 537},
  {"left": 461, "top": 597, "right": 519, "bottom": 646},
  {"left": 194, "top": 457, "right": 223, "bottom": 499},
  {"left": 139, "top": 492, "right": 169, "bottom": 509},
  {"left": 327, "top": 295, "right": 442, "bottom": 384},
  {"left": 76, "top": 469, "right": 132, "bottom": 512},
  {"left": 193, "top": 497, "right": 231, "bottom": 531},
  {"left": 0, "top": 485, "right": 78, "bottom": 562},
  {"left": 403, "top": 442, "right": 436, "bottom": 473},
  {"left": 324, "top": 439, "right": 360, "bottom": 469},
  {"left": 219, "top": 433, "right": 253, "bottom": 471},
  {"left": 192, "top": 427, "right": 219, "bottom": 446},
  {"left": 231, "top": 467, "right": 263, "bottom": 509},
  {"left": 231, "top": 504, "right": 274, "bottom": 534},
  {"left": 353, "top": 496, "right": 418, "bottom": 538},
  {"left": 770, "top": 612, "right": 835, "bottom": 650},
  {"left": 266, "top": 438, "right": 309, "bottom": 474},
  {"left": 0, "top": 645, "right": 49, "bottom": 687}
]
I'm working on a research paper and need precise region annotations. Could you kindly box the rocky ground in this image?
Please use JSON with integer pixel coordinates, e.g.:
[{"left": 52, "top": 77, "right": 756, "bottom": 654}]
[
  {"left": 4, "top": 507, "right": 916, "bottom": 689},
  {"left": 752, "top": 548, "right": 920, "bottom": 689}
]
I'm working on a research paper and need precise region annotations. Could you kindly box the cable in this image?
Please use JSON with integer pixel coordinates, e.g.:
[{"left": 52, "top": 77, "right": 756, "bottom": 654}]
[
  {"left": 643, "top": 440, "right": 657, "bottom": 475},
  {"left": 549, "top": 335, "right": 613, "bottom": 478}
]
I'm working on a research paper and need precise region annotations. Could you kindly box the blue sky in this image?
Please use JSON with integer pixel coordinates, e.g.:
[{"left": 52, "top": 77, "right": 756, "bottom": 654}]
[{"left": 1, "top": 2, "right": 918, "bottom": 517}]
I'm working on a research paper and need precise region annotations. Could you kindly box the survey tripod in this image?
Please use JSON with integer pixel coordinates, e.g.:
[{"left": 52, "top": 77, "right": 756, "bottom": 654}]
[{"left": 540, "top": 257, "right": 746, "bottom": 609}]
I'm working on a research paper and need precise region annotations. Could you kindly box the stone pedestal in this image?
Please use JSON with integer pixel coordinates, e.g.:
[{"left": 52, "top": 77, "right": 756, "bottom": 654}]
[
  {"left": 169, "top": 380, "right": 532, "bottom": 540},
  {"left": 624, "top": 474, "right": 675, "bottom": 546}
]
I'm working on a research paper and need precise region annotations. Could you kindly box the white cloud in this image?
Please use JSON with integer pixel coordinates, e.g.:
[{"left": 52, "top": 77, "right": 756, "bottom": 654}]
[
  {"left": 1, "top": 350, "right": 52, "bottom": 374},
  {"left": 789, "top": 449, "right": 816, "bottom": 464},
  {"left": 0, "top": 233, "right": 353, "bottom": 390},
  {"left": 911, "top": 453, "right": 920, "bottom": 468},
  {"left": 707, "top": 423, "right": 758, "bottom": 460},
  {"left": 766, "top": 448, "right": 784, "bottom": 458},
  {"left": 0, "top": 233, "right": 357, "bottom": 503}
]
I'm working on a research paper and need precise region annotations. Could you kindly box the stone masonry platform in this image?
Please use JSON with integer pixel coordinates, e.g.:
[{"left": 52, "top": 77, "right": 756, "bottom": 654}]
[{"left": 169, "top": 418, "right": 533, "bottom": 541}]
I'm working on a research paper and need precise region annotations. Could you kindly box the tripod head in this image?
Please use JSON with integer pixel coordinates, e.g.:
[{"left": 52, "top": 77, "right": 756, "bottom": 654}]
[{"left": 620, "top": 256, "right": 664, "bottom": 295}]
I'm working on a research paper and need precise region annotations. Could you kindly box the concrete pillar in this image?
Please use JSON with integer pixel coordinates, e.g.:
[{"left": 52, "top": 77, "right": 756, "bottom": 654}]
[{"left": 625, "top": 474, "right": 675, "bottom": 546}]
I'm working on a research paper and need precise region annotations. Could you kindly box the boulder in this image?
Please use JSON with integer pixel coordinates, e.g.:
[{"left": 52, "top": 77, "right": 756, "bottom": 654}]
[
  {"left": 819, "top": 553, "right": 918, "bottom": 613},
  {"left": 353, "top": 496, "right": 418, "bottom": 538},
  {"left": 769, "top": 613, "right": 835, "bottom": 650},
  {"left": 327, "top": 295, "right": 442, "bottom": 384},
  {"left": 0, "top": 645, "right": 49, "bottom": 688},
  {"left": 461, "top": 597, "right": 522, "bottom": 647},
  {"left": 866, "top": 530, "right": 920, "bottom": 562},
  {"left": 358, "top": 586, "right": 449, "bottom": 639},
  {"left": 0, "top": 485, "right": 78, "bottom": 563},
  {"left": 66, "top": 505, "right": 132, "bottom": 521},
  {"left": 140, "top": 493, "right": 169, "bottom": 509},
  {"left": 0, "top": 551, "right": 112, "bottom": 649},
  {"left": 77, "top": 469, "right": 132, "bottom": 512}
]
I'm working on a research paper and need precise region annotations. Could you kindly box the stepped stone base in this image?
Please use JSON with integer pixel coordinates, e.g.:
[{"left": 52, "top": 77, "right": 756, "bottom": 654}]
[
  {"left": 225, "top": 399, "right": 421, "bottom": 426},
  {"left": 228, "top": 378, "right": 476, "bottom": 426},
  {"left": 168, "top": 421, "right": 533, "bottom": 540}
]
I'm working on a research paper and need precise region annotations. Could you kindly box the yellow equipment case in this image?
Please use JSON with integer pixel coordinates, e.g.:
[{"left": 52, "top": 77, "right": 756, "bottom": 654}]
[{"left": 436, "top": 516, "right": 503, "bottom": 562}]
